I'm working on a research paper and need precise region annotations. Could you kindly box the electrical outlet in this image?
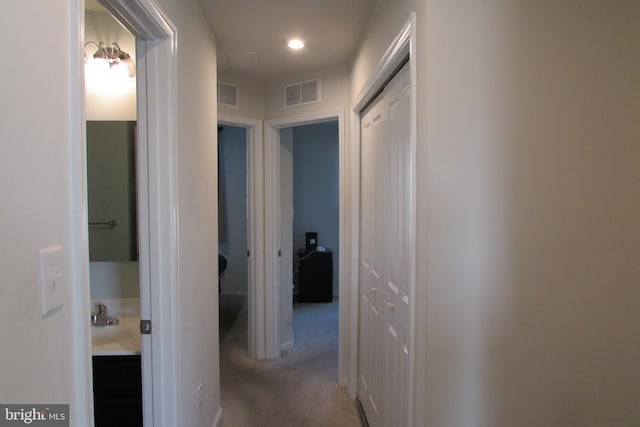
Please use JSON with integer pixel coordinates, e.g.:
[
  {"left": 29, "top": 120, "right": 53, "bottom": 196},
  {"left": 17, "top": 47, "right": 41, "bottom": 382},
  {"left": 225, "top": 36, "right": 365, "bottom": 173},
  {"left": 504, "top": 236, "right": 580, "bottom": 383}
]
[{"left": 197, "top": 383, "right": 203, "bottom": 411}]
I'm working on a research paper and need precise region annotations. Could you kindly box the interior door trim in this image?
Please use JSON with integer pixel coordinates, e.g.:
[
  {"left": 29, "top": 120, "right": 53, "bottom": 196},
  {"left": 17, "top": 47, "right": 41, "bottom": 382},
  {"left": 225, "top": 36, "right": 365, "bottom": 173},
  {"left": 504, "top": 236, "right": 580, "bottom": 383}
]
[
  {"left": 97, "top": 0, "right": 181, "bottom": 425},
  {"left": 350, "top": 13, "right": 423, "bottom": 426},
  {"left": 218, "top": 113, "right": 264, "bottom": 359},
  {"left": 264, "top": 109, "right": 346, "bottom": 360}
]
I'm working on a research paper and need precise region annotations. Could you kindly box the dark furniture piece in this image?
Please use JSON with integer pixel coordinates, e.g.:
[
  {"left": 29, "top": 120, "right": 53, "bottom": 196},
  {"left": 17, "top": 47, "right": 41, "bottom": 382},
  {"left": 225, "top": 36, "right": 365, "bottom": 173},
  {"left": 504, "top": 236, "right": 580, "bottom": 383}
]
[
  {"left": 92, "top": 355, "right": 142, "bottom": 427},
  {"left": 296, "top": 248, "right": 333, "bottom": 303}
]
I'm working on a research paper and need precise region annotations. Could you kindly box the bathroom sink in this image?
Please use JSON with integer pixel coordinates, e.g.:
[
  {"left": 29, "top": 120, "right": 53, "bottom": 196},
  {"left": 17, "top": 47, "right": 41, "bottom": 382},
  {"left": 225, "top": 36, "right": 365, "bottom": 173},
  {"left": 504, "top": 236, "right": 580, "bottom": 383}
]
[{"left": 91, "top": 326, "right": 133, "bottom": 346}]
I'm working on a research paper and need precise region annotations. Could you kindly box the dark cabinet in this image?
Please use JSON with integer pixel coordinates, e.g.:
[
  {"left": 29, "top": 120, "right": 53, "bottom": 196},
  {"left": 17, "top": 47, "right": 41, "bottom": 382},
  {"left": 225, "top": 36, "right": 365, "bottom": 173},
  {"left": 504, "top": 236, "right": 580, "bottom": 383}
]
[
  {"left": 296, "top": 249, "right": 333, "bottom": 303},
  {"left": 92, "top": 355, "right": 142, "bottom": 427}
]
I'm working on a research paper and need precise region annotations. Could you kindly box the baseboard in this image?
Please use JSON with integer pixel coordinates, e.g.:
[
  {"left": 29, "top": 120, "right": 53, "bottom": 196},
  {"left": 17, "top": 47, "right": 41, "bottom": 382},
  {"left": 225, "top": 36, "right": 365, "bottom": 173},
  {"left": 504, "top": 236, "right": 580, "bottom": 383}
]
[
  {"left": 281, "top": 339, "right": 294, "bottom": 353},
  {"left": 355, "top": 399, "right": 369, "bottom": 427},
  {"left": 212, "top": 406, "right": 223, "bottom": 427},
  {"left": 219, "top": 291, "right": 248, "bottom": 296}
]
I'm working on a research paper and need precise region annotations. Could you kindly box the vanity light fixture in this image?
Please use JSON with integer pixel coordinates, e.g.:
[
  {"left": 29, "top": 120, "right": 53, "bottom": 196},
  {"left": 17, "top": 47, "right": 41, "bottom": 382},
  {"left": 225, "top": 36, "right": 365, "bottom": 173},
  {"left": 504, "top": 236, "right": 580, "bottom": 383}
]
[
  {"left": 288, "top": 39, "right": 305, "bottom": 50},
  {"left": 84, "top": 41, "right": 136, "bottom": 83}
]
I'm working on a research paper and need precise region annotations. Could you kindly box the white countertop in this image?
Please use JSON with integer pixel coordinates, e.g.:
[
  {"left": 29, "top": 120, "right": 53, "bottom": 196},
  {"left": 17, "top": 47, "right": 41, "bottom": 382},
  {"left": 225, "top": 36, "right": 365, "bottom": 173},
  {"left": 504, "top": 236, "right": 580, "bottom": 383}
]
[{"left": 91, "top": 317, "right": 141, "bottom": 356}]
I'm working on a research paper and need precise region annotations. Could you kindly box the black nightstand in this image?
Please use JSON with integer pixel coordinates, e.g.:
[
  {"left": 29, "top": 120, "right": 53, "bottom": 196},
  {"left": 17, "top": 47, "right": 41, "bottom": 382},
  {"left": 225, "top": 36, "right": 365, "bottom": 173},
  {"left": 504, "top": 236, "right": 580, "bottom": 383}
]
[{"left": 295, "top": 249, "right": 333, "bottom": 303}]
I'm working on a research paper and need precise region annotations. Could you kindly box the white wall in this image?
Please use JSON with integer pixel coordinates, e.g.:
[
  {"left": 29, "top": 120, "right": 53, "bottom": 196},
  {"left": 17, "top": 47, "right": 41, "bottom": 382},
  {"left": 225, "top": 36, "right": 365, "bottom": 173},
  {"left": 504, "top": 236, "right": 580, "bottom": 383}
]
[
  {"left": 292, "top": 121, "right": 340, "bottom": 296},
  {"left": 265, "top": 64, "right": 350, "bottom": 120},
  {"left": 351, "top": 3, "right": 427, "bottom": 423},
  {"left": 218, "top": 125, "right": 248, "bottom": 294},
  {"left": 353, "top": 0, "right": 640, "bottom": 425},
  {"left": 0, "top": 0, "right": 92, "bottom": 425},
  {"left": 85, "top": 10, "right": 137, "bottom": 121},
  {"left": 90, "top": 262, "right": 140, "bottom": 299},
  {"left": 219, "top": 64, "right": 349, "bottom": 121},
  {"left": 350, "top": 1, "right": 418, "bottom": 100},
  {"left": 217, "top": 71, "right": 266, "bottom": 119},
  {"left": 153, "top": 0, "right": 222, "bottom": 425},
  {"left": 2, "top": 1, "right": 221, "bottom": 426}
]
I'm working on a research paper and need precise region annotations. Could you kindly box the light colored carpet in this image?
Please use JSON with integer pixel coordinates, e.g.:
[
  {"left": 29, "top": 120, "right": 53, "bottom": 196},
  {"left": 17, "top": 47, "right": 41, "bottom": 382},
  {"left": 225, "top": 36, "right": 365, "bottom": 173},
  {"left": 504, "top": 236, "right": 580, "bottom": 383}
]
[
  {"left": 219, "top": 292, "right": 247, "bottom": 342},
  {"left": 220, "top": 299, "right": 361, "bottom": 427}
]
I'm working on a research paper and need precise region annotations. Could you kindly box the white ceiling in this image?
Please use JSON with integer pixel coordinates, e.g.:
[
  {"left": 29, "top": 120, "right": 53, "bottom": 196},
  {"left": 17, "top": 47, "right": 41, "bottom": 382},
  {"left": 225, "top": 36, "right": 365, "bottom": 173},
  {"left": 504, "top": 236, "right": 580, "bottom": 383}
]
[
  {"left": 86, "top": 0, "right": 376, "bottom": 81},
  {"left": 199, "top": 0, "right": 377, "bottom": 81}
]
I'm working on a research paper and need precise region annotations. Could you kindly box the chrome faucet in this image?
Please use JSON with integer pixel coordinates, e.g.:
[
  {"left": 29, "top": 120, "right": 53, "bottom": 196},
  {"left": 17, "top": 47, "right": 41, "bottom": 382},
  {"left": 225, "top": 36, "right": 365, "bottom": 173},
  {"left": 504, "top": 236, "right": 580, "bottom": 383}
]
[{"left": 91, "top": 304, "right": 119, "bottom": 326}]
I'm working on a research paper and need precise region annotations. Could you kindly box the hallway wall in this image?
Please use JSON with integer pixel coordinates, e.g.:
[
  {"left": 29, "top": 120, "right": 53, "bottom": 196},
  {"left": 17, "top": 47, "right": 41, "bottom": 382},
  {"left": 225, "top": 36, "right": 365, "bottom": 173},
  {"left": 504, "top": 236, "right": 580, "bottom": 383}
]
[
  {"left": 0, "top": 1, "right": 91, "bottom": 424},
  {"left": 153, "top": 0, "right": 223, "bottom": 424},
  {"left": 217, "top": 70, "right": 266, "bottom": 119},
  {"left": 217, "top": 63, "right": 350, "bottom": 123},
  {"left": 353, "top": 0, "right": 640, "bottom": 425},
  {"left": 265, "top": 64, "right": 350, "bottom": 120}
]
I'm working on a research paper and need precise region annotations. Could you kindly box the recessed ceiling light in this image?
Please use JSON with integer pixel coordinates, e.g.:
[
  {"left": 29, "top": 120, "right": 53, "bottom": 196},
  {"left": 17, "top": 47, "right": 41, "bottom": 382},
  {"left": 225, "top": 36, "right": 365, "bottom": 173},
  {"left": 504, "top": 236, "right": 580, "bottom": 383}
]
[{"left": 288, "top": 39, "right": 305, "bottom": 50}]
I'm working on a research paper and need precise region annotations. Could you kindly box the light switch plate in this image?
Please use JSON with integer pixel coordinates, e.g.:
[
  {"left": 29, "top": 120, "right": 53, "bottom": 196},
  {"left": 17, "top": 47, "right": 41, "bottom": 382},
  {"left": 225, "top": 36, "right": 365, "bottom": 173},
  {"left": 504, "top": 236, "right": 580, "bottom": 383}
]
[{"left": 39, "top": 246, "right": 65, "bottom": 317}]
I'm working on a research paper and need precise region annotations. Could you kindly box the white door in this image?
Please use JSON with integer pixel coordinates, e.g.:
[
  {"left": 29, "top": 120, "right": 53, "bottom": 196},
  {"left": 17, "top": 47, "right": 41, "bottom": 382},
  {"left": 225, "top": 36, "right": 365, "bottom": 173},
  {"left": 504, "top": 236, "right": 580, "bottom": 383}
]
[
  {"left": 279, "top": 128, "right": 294, "bottom": 350},
  {"left": 135, "top": 38, "right": 154, "bottom": 427},
  {"left": 358, "top": 61, "right": 411, "bottom": 427}
]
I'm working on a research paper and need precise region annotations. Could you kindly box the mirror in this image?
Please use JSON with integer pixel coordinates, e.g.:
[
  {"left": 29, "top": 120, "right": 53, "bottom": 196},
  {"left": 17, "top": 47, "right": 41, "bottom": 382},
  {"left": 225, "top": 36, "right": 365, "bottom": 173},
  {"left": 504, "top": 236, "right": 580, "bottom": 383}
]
[{"left": 87, "top": 120, "right": 138, "bottom": 261}]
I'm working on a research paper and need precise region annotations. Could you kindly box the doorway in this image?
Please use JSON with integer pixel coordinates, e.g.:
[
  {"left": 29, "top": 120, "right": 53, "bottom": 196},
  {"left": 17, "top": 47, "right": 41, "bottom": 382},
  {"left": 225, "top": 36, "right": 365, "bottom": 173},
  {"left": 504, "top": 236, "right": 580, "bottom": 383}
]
[
  {"left": 263, "top": 110, "right": 346, "bottom": 370},
  {"left": 286, "top": 120, "right": 340, "bottom": 337},
  {"left": 218, "top": 114, "right": 263, "bottom": 359},
  {"left": 84, "top": 6, "right": 143, "bottom": 427},
  {"left": 82, "top": 0, "right": 180, "bottom": 426},
  {"left": 280, "top": 119, "right": 340, "bottom": 364},
  {"left": 290, "top": 121, "right": 340, "bottom": 301},
  {"left": 218, "top": 125, "right": 249, "bottom": 344}
]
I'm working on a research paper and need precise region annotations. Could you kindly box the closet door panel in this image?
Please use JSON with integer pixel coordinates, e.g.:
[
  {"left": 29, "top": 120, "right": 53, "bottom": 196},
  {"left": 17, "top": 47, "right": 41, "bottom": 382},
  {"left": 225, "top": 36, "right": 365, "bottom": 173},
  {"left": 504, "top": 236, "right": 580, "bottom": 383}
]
[
  {"left": 358, "top": 61, "right": 412, "bottom": 427},
  {"left": 359, "top": 97, "right": 384, "bottom": 427}
]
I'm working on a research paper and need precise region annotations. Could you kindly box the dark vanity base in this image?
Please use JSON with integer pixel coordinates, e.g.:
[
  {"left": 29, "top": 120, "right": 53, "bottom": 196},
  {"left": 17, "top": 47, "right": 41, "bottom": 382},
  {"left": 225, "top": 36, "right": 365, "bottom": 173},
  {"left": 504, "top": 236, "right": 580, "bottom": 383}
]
[{"left": 92, "top": 355, "right": 142, "bottom": 427}]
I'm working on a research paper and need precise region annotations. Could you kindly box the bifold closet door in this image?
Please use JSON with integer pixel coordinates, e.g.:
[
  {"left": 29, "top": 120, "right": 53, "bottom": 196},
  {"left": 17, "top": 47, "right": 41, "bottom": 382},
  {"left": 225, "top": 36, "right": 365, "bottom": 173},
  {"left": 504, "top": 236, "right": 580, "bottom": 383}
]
[{"left": 358, "top": 61, "right": 411, "bottom": 427}]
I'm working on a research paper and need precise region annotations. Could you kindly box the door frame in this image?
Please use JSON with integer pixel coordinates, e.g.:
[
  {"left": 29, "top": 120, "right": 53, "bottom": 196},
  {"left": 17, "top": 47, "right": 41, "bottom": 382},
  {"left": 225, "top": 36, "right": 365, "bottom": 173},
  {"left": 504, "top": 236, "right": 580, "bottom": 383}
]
[
  {"left": 263, "top": 109, "right": 346, "bottom": 361},
  {"left": 217, "top": 113, "right": 264, "bottom": 359},
  {"left": 351, "top": 14, "right": 424, "bottom": 426},
  {"left": 92, "top": 1, "right": 180, "bottom": 425}
]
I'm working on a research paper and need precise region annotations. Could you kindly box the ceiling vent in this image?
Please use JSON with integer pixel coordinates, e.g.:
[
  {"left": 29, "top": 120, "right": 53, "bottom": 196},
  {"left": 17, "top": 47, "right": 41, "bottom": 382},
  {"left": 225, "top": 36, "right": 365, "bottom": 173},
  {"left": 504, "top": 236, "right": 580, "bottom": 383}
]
[
  {"left": 217, "top": 51, "right": 257, "bottom": 71},
  {"left": 285, "top": 79, "right": 320, "bottom": 108},
  {"left": 217, "top": 82, "right": 238, "bottom": 107}
]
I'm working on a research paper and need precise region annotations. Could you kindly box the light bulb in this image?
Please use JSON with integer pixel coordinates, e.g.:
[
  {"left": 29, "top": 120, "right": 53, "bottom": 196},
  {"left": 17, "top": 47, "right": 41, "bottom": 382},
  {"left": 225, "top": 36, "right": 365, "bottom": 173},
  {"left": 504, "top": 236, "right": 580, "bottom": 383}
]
[
  {"left": 288, "top": 39, "right": 304, "bottom": 50},
  {"left": 84, "top": 57, "right": 110, "bottom": 86}
]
